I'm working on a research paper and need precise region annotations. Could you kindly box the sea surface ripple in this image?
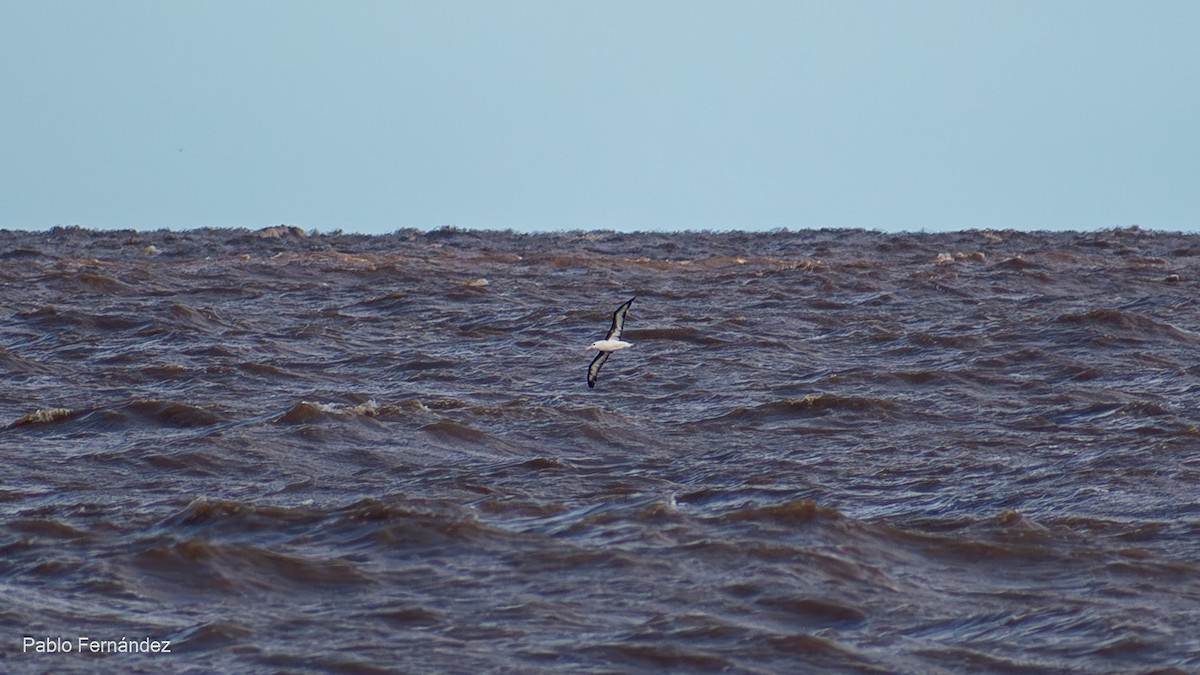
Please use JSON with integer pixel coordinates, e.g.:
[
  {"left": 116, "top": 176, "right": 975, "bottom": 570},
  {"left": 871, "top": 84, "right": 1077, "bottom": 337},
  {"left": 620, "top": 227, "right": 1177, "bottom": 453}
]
[{"left": 2, "top": 226, "right": 1199, "bottom": 673}]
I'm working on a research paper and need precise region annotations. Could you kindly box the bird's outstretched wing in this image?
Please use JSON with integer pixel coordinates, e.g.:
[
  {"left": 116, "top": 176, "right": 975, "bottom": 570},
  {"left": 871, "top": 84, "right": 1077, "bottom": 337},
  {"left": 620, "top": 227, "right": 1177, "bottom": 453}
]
[
  {"left": 587, "top": 351, "right": 611, "bottom": 389},
  {"left": 605, "top": 297, "right": 636, "bottom": 341}
]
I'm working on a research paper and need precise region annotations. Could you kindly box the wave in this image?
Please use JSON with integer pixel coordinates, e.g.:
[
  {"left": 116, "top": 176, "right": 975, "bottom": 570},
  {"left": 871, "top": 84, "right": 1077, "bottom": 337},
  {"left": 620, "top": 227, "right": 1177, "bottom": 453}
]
[
  {"left": 624, "top": 326, "right": 727, "bottom": 346},
  {"left": 17, "top": 306, "right": 143, "bottom": 332},
  {"left": 274, "top": 399, "right": 381, "bottom": 424},
  {"left": 993, "top": 255, "right": 1040, "bottom": 270},
  {"left": 165, "top": 303, "right": 228, "bottom": 333},
  {"left": 0, "top": 246, "right": 44, "bottom": 259},
  {"left": 754, "top": 595, "right": 869, "bottom": 628},
  {"left": 420, "top": 419, "right": 493, "bottom": 443},
  {"left": 711, "top": 394, "right": 900, "bottom": 423},
  {"left": 7, "top": 517, "right": 93, "bottom": 541},
  {"left": 419, "top": 419, "right": 525, "bottom": 456},
  {"left": 0, "top": 346, "right": 56, "bottom": 375},
  {"left": 126, "top": 399, "right": 230, "bottom": 428},
  {"left": 237, "top": 361, "right": 299, "bottom": 379},
  {"left": 158, "top": 497, "right": 324, "bottom": 532},
  {"left": 1056, "top": 308, "right": 1197, "bottom": 343},
  {"left": 3, "top": 399, "right": 228, "bottom": 433},
  {"left": 720, "top": 498, "right": 839, "bottom": 525},
  {"left": 73, "top": 271, "right": 138, "bottom": 295},
  {"left": 907, "top": 331, "right": 984, "bottom": 350},
  {"left": 169, "top": 621, "right": 255, "bottom": 652},
  {"left": 4, "top": 407, "right": 80, "bottom": 429},
  {"left": 130, "top": 538, "right": 372, "bottom": 591},
  {"left": 321, "top": 497, "right": 502, "bottom": 552},
  {"left": 581, "top": 642, "right": 734, "bottom": 671}
]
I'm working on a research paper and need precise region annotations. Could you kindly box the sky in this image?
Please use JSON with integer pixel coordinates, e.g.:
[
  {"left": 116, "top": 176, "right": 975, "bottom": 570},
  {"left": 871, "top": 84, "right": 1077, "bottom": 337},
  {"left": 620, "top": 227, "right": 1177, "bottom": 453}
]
[{"left": 2, "top": 0, "right": 1198, "bottom": 233}]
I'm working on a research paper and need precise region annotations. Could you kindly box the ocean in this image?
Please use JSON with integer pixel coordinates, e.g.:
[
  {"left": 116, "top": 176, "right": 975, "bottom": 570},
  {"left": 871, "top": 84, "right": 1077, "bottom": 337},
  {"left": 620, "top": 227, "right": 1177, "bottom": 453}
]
[{"left": 2, "top": 225, "right": 1198, "bottom": 673}]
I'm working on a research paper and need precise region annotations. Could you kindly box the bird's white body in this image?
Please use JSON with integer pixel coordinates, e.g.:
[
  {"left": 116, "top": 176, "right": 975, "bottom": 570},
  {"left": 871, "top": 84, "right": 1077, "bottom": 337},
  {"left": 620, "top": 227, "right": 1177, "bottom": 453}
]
[
  {"left": 586, "top": 339, "right": 631, "bottom": 352},
  {"left": 586, "top": 297, "right": 636, "bottom": 388}
]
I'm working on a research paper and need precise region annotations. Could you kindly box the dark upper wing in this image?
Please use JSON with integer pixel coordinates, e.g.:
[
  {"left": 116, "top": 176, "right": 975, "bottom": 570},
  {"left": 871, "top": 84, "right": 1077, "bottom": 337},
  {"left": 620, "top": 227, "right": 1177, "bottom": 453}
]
[
  {"left": 605, "top": 297, "right": 636, "bottom": 341},
  {"left": 587, "top": 350, "right": 610, "bottom": 389}
]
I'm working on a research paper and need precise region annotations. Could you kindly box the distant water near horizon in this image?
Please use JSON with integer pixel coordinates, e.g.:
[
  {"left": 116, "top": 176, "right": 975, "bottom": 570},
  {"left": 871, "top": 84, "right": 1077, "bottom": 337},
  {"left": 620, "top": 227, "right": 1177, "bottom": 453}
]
[{"left": 3, "top": 226, "right": 1199, "bottom": 673}]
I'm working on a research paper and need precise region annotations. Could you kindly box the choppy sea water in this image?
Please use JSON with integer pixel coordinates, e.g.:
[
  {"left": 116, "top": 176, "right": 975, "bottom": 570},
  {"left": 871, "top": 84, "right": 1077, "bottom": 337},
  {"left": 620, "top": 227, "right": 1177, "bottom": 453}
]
[{"left": 2, "top": 225, "right": 1199, "bottom": 673}]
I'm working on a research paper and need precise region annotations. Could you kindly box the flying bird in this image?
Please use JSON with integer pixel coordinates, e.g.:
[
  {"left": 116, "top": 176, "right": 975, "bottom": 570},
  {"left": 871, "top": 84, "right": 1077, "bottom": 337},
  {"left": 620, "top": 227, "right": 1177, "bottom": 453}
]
[{"left": 586, "top": 297, "right": 635, "bottom": 388}]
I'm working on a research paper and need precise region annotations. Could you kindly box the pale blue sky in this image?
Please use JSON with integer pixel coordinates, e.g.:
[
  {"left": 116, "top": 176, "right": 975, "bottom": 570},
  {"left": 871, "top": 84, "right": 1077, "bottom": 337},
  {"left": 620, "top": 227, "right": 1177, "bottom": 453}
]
[{"left": 2, "top": 1, "right": 1197, "bottom": 233}]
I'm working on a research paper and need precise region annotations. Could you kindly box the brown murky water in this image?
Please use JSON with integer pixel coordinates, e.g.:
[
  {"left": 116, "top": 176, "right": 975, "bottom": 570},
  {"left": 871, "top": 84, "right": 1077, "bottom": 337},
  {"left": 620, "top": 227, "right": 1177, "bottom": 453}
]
[{"left": 3, "top": 226, "right": 1199, "bottom": 672}]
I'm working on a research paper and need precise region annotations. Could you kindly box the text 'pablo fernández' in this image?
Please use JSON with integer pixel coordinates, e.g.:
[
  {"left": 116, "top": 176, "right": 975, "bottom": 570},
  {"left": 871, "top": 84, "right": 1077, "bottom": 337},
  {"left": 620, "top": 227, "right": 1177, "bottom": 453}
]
[{"left": 23, "top": 636, "right": 172, "bottom": 654}]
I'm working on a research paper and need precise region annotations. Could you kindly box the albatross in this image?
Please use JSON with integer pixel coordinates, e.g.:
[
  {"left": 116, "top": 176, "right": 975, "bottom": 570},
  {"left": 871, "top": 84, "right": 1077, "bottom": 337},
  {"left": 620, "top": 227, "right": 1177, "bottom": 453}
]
[{"left": 586, "top": 297, "right": 635, "bottom": 388}]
